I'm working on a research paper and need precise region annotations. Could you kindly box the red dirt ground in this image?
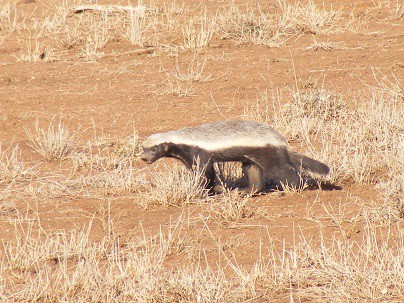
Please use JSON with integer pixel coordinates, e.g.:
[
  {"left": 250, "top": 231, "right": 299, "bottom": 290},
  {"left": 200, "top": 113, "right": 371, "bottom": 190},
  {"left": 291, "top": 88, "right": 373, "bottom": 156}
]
[{"left": 0, "top": 0, "right": 403, "bottom": 301}]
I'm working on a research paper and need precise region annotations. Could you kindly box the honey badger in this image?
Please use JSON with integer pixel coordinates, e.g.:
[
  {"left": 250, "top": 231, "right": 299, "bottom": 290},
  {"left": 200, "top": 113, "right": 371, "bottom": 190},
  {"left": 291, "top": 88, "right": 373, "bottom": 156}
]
[{"left": 140, "top": 120, "right": 329, "bottom": 194}]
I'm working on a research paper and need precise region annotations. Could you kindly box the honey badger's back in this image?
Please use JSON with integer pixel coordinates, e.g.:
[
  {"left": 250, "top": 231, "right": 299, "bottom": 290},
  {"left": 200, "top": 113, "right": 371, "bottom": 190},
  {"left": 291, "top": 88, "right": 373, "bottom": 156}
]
[{"left": 144, "top": 120, "right": 289, "bottom": 151}]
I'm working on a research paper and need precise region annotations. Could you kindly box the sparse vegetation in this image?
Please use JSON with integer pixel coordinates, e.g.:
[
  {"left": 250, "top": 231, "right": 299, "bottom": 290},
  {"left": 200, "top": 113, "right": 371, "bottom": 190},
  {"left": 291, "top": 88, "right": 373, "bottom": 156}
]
[
  {"left": 78, "top": 160, "right": 145, "bottom": 195},
  {"left": 0, "top": 1, "right": 17, "bottom": 45},
  {"left": 1, "top": 204, "right": 402, "bottom": 302},
  {"left": 0, "top": 144, "right": 30, "bottom": 185},
  {"left": 26, "top": 119, "right": 76, "bottom": 162},
  {"left": 145, "top": 162, "right": 207, "bottom": 206},
  {"left": 181, "top": 10, "right": 216, "bottom": 50},
  {"left": 244, "top": 84, "right": 403, "bottom": 187},
  {"left": 0, "top": 1, "right": 402, "bottom": 302}
]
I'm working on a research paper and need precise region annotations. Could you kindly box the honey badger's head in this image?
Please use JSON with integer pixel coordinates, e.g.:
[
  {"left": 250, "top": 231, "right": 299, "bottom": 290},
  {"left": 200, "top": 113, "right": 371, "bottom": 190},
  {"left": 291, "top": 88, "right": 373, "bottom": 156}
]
[{"left": 140, "top": 135, "right": 169, "bottom": 164}]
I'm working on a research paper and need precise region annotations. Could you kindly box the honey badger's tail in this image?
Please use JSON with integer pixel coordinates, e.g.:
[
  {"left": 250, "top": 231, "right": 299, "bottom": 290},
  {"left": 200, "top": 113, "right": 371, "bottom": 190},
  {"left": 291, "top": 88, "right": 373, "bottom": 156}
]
[{"left": 289, "top": 150, "right": 330, "bottom": 176}]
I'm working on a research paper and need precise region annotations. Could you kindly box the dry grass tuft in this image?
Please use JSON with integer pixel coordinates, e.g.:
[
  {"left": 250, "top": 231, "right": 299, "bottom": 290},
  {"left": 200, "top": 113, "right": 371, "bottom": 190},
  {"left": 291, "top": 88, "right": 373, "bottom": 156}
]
[
  {"left": 145, "top": 162, "right": 207, "bottom": 206},
  {"left": 218, "top": 1, "right": 341, "bottom": 47},
  {"left": 346, "top": 10, "right": 371, "bottom": 34},
  {"left": 0, "top": 1, "right": 18, "bottom": 44},
  {"left": 1, "top": 211, "right": 244, "bottom": 302},
  {"left": 26, "top": 119, "right": 77, "bottom": 162},
  {"left": 377, "top": 172, "right": 404, "bottom": 220},
  {"left": 218, "top": 4, "right": 276, "bottom": 46},
  {"left": 162, "top": 76, "right": 197, "bottom": 97},
  {"left": 25, "top": 2, "right": 158, "bottom": 61},
  {"left": 242, "top": 89, "right": 277, "bottom": 124},
  {"left": 275, "top": 222, "right": 403, "bottom": 302},
  {"left": 207, "top": 189, "right": 251, "bottom": 222},
  {"left": 181, "top": 10, "right": 216, "bottom": 50},
  {"left": 70, "top": 132, "right": 142, "bottom": 171},
  {"left": 78, "top": 160, "right": 145, "bottom": 195},
  {"left": 158, "top": 52, "right": 211, "bottom": 96},
  {"left": 174, "top": 52, "right": 211, "bottom": 83},
  {"left": 390, "top": 0, "right": 404, "bottom": 19},
  {"left": 290, "top": 0, "right": 342, "bottom": 34},
  {"left": 0, "top": 144, "right": 31, "bottom": 185},
  {"left": 214, "top": 161, "right": 245, "bottom": 191}
]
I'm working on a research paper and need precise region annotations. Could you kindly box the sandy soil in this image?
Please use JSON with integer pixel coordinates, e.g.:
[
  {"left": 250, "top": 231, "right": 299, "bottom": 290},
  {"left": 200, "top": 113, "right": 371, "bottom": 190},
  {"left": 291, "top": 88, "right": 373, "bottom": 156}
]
[{"left": 0, "top": 0, "right": 402, "bottom": 302}]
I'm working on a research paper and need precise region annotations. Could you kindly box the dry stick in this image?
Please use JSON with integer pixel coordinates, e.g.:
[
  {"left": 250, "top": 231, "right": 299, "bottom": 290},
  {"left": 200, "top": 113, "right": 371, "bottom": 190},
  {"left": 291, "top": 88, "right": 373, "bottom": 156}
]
[
  {"left": 72, "top": 5, "right": 146, "bottom": 14},
  {"left": 102, "top": 48, "right": 155, "bottom": 58}
]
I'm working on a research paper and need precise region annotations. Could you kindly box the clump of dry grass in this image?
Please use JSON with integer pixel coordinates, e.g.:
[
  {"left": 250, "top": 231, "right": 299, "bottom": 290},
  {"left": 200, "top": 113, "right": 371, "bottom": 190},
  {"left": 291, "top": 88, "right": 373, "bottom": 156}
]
[
  {"left": 279, "top": 177, "right": 309, "bottom": 194},
  {"left": 1, "top": 211, "right": 242, "bottom": 302},
  {"left": 390, "top": 0, "right": 404, "bottom": 19},
  {"left": 26, "top": 119, "right": 77, "bottom": 162},
  {"left": 242, "top": 89, "right": 277, "bottom": 124},
  {"left": 66, "top": 129, "right": 144, "bottom": 195},
  {"left": 23, "top": 2, "right": 158, "bottom": 61},
  {"left": 346, "top": 10, "right": 371, "bottom": 34},
  {"left": 123, "top": 5, "right": 151, "bottom": 46},
  {"left": 16, "top": 34, "right": 60, "bottom": 62},
  {"left": 174, "top": 52, "right": 212, "bottom": 83},
  {"left": 145, "top": 162, "right": 208, "bottom": 206},
  {"left": 0, "top": 0, "right": 18, "bottom": 44},
  {"left": 70, "top": 132, "right": 142, "bottom": 171},
  {"left": 214, "top": 161, "right": 245, "bottom": 191},
  {"left": 275, "top": 221, "right": 403, "bottom": 302},
  {"left": 218, "top": 1, "right": 341, "bottom": 47},
  {"left": 0, "top": 144, "right": 33, "bottom": 200},
  {"left": 23, "top": 176, "right": 73, "bottom": 199},
  {"left": 181, "top": 10, "right": 216, "bottom": 50},
  {"left": 235, "top": 217, "right": 404, "bottom": 302},
  {"left": 164, "top": 266, "right": 234, "bottom": 302},
  {"left": 158, "top": 52, "right": 211, "bottom": 96},
  {"left": 377, "top": 172, "right": 404, "bottom": 220},
  {"left": 289, "top": 0, "right": 342, "bottom": 34},
  {"left": 218, "top": 4, "right": 276, "bottom": 46},
  {"left": 162, "top": 75, "right": 197, "bottom": 96},
  {"left": 287, "top": 88, "right": 346, "bottom": 139},
  {"left": 207, "top": 189, "right": 251, "bottom": 222},
  {"left": 4, "top": 0, "right": 345, "bottom": 61},
  {"left": 78, "top": 160, "right": 146, "bottom": 195},
  {"left": 0, "top": 144, "right": 31, "bottom": 185}
]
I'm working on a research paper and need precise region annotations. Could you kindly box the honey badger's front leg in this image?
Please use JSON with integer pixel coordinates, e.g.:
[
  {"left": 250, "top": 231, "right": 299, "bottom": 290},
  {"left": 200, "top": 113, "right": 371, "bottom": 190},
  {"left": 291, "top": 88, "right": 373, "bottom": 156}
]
[{"left": 189, "top": 154, "right": 216, "bottom": 193}]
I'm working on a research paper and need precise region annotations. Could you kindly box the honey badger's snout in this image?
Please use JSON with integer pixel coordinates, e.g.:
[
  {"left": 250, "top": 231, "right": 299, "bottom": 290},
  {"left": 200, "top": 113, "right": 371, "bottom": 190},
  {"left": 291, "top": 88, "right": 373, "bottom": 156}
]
[
  {"left": 139, "top": 152, "right": 149, "bottom": 162},
  {"left": 140, "top": 150, "right": 152, "bottom": 163},
  {"left": 140, "top": 145, "right": 160, "bottom": 164}
]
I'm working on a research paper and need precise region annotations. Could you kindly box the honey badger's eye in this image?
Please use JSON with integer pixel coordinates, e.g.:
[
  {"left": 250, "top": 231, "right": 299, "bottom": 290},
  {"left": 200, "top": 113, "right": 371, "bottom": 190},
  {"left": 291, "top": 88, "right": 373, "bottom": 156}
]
[{"left": 152, "top": 147, "right": 157, "bottom": 152}]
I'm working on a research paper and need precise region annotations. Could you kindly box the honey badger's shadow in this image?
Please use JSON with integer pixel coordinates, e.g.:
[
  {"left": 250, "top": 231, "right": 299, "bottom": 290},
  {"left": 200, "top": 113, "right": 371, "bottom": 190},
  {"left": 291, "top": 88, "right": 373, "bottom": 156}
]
[{"left": 213, "top": 162, "right": 340, "bottom": 194}]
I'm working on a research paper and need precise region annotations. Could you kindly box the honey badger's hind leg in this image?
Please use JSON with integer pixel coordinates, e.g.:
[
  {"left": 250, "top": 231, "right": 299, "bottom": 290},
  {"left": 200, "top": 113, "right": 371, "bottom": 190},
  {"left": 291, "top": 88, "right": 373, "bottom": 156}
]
[
  {"left": 245, "top": 147, "right": 301, "bottom": 191},
  {"left": 242, "top": 162, "right": 265, "bottom": 195},
  {"left": 204, "top": 162, "right": 216, "bottom": 194},
  {"left": 265, "top": 148, "right": 301, "bottom": 190},
  {"left": 265, "top": 162, "right": 301, "bottom": 190}
]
